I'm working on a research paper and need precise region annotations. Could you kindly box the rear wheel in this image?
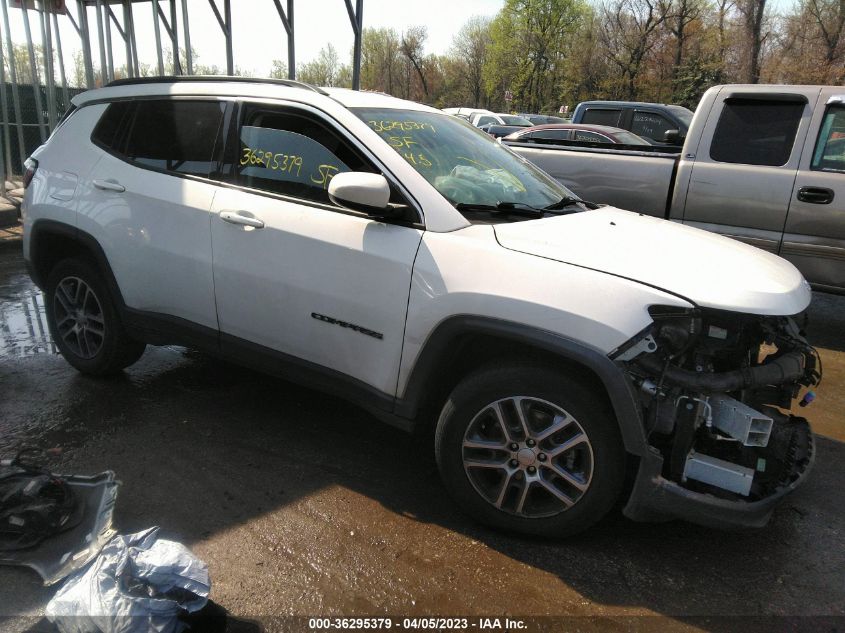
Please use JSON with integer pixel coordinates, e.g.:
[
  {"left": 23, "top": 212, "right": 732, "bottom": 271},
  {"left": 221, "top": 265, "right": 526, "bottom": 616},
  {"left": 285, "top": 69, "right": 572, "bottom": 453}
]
[
  {"left": 45, "top": 258, "right": 145, "bottom": 375},
  {"left": 435, "top": 363, "right": 626, "bottom": 537}
]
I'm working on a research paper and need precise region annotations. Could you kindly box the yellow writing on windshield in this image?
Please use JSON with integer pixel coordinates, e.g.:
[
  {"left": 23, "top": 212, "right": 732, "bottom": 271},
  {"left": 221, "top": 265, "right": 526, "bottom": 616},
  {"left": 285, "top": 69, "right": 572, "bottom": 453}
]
[
  {"left": 240, "top": 147, "right": 303, "bottom": 176},
  {"left": 368, "top": 120, "right": 437, "bottom": 134}
]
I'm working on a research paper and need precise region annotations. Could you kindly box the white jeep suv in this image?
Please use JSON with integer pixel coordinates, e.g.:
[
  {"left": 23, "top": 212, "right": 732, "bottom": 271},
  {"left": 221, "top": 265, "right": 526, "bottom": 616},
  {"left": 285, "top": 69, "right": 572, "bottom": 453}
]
[{"left": 22, "top": 77, "right": 820, "bottom": 536}]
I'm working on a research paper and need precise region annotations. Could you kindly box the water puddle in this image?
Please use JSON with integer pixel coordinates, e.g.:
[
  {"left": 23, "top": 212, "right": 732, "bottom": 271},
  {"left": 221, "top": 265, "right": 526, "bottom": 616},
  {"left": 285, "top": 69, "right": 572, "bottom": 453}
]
[{"left": 0, "top": 252, "right": 58, "bottom": 359}]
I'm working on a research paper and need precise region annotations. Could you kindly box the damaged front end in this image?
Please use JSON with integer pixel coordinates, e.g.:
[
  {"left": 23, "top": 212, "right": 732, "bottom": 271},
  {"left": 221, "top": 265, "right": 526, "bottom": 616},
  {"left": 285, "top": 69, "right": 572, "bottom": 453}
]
[{"left": 614, "top": 305, "right": 821, "bottom": 529}]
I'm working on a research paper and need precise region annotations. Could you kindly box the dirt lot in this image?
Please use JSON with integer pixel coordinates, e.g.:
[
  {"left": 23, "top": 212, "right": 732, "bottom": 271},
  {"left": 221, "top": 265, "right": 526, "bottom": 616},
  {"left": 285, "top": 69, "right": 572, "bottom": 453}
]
[{"left": 0, "top": 246, "right": 843, "bottom": 633}]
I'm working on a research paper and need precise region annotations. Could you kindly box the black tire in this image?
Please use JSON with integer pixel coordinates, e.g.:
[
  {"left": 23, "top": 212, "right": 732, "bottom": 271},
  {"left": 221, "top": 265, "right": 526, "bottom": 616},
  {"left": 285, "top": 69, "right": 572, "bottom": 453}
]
[
  {"left": 45, "top": 257, "right": 146, "bottom": 376},
  {"left": 435, "top": 362, "right": 626, "bottom": 537}
]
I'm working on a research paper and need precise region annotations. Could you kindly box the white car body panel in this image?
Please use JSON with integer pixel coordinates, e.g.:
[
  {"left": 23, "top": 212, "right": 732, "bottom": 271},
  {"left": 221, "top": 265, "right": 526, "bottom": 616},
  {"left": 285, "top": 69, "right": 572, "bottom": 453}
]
[
  {"left": 75, "top": 150, "right": 220, "bottom": 330},
  {"left": 494, "top": 207, "right": 812, "bottom": 316},
  {"left": 397, "top": 224, "right": 692, "bottom": 396},
  {"left": 210, "top": 186, "right": 423, "bottom": 395}
]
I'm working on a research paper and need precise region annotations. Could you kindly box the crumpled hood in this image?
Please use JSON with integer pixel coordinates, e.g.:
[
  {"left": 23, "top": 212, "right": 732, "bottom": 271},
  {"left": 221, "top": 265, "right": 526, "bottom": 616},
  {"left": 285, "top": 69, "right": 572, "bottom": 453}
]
[{"left": 494, "top": 207, "right": 811, "bottom": 315}]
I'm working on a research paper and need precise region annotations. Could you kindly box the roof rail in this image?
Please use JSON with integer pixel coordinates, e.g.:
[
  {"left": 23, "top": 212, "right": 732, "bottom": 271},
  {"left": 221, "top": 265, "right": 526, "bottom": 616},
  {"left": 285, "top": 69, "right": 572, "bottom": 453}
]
[{"left": 105, "top": 75, "right": 329, "bottom": 96}]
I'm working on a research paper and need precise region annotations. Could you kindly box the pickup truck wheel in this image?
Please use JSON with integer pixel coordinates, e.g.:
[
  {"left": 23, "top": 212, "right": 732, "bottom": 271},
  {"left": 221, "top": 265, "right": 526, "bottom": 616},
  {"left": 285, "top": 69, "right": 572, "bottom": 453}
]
[
  {"left": 45, "top": 258, "right": 146, "bottom": 376},
  {"left": 435, "top": 364, "right": 625, "bottom": 537}
]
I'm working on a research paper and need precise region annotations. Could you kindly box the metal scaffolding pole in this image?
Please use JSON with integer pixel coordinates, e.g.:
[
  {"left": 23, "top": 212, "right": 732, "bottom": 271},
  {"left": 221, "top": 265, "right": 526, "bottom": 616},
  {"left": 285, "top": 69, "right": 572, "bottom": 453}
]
[
  {"left": 94, "top": 0, "right": 108, "bottom": 84},
  {"left": 75, "top": 1, "right": 95, "bottom": 87},
  {"left": 52, "top": 12, "right": 71, "bottom": 106},
  {"left": 104, "top": 3, "right": 114, "bottom": 81},
  {"left": 271, "top": 0, "right": 295, "bottom": 80},
  {"left": 118, "top": 2, "right": 133, "bottom": 78},
  {"left": 344, "top": 0, "right": 364, "bottom": 90},
  {"left": 152, "top": 0, "right": 164, "bottom": 75},
  {"left": 0, "top": 27, "right": 11, "bottom": 191},
  {"left": 169, "top": 0, "right": 180, "bottom": 74},
  {"left": 39, "top": 5, "right": 58, "bottom": 129},
  {"left": 1, "top": 0, "right": 27, "bottom": 171},
  {"left": 181, "top": 0, "right": 192, "bottom": 74},
  {"left": 125, "top": 1, "right": 139, "bottom": 76},
  {"left": 224, "top": 0, "right": 232, "bottom": 75},
  {"left": 20, "top": 2, "right": 47, "bottom": 141}
]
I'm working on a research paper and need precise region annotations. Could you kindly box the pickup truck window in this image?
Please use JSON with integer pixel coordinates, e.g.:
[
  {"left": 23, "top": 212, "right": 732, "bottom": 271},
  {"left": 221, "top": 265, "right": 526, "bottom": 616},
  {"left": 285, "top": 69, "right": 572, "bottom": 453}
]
[
  {"left": 631, "top": 111, "right": 673, "bottom": 141},
  {"left": 710, "top": 98, "right": 804, "bottom": 167},
  {"left": 811, "top": 105, "right": 845, "bottom": 172},
  {"left": 353, "top": 107, "right": 575, "bottom": 215},
  {"left": 581, "top": 109, "right": 621, "bottom": 127}
]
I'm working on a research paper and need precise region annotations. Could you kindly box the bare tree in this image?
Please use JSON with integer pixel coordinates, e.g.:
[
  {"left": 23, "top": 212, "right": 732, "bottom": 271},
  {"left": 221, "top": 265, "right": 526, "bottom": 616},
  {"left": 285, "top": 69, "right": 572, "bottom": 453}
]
[
  {"left": 401, "top": 26, "right": 429, "bottom": 99},
  {"left": 738, "top": 0, "right": 767, "bottom": 82},
  {"left": 600, "top": 0, "right": 670, "bottom": 98},
  {"left": 452, "top": 16, "right": 492, "bottom": 107}
]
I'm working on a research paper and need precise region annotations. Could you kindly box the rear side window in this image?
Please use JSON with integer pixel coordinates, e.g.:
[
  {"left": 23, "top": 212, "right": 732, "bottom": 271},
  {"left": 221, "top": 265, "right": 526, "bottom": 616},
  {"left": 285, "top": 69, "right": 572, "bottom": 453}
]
[
  {"left": 710, "top": 98, "right": 805, "bottom": 167},
  {"left": 91, "top": 102, "right": 133, "bottom": 150},
  {"left": 811, "top": 105, "right": 845, "bottom": 172},
  {"left": 229, "top": 104, "right": 372, "bottom": 204},
  {"left": 533, "top": 129, "right": 570, "bottom": 141},
  {"left": 119, "top": 100, "right": 225, "bottom": 177},
  {"left": 630, "top": 111, "right": 674, "bottom": 141},
  {"left": 476, "top": 116, "right": 497, "bottom": 126},
  {"left": 581, "top": 108, "right": 621, "bottom": 126}
]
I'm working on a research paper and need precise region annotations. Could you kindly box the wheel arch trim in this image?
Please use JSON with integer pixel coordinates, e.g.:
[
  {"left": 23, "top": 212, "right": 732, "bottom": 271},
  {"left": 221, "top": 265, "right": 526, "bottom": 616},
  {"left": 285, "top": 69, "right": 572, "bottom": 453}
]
[
  {"left": 28, "top": 219, "right": 127, "bottom": 310},
  {"left": 396, "top": 315, "right": 648, "bottom": 456}
]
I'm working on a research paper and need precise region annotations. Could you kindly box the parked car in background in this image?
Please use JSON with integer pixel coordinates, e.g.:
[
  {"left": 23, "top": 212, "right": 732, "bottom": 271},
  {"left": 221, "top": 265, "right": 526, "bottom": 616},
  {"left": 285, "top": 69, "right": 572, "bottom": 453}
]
[
  {"left": 478, "top": 123, "right": 528, "bottom": 138},
  {"left": 470, "top": 113, "right": 533, "bottom": 128},
  {"left": 571, "top": 100, "right": 693, "bottom": 146},
  {"left": 518, "top": 113, "right": 569, "bottom": 125},
  {"left": 443, "top": 106, "right": 495, "bottom": 121},
  {"left": 504, "top": 123, "right": 650, "bottom": 145},
  {"left": 507, "top": 84, "right": 845, "bottom": 292}
]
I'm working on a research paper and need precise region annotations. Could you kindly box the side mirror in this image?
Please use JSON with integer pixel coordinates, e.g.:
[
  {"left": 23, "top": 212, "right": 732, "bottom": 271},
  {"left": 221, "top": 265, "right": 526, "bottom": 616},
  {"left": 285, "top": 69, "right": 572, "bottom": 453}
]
[
  {"left": 328, "top": 172, "right": 396, "bottom": 217},
  {"left": 663, "top": 129, "right": 681, "bottom": 144}
]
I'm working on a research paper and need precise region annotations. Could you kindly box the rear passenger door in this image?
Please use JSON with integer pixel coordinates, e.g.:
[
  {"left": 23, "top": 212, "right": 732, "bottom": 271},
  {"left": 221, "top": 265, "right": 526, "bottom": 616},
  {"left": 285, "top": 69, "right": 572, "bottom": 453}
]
[
  {"left": 679, "top": 90, "right": 818, "bottom": 254},
  {"left": 783, "top": 94, "right": 845, "bottom": 290},
  {"left": 82, "top": 98, "right": 226, "bottom": 332},
  {"left": 209, "top": 101, "right": 423, "bottom": 398},
  {"left": 630, "top": 109, "right": 675, "bottom": 144}
]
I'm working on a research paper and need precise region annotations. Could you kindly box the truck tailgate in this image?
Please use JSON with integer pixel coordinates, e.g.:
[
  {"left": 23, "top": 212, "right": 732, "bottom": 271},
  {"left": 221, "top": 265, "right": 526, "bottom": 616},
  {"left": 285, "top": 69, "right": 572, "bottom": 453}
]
[{"left": 507, "top": 142, "right": 679, "bottom": 217}]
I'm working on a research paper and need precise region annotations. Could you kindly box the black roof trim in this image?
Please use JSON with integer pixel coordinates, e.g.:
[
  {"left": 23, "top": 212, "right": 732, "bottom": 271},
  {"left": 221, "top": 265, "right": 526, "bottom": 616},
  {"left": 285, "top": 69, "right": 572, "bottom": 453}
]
[{"left": 105, "top": 75, "right": 329, "bottom": 96}]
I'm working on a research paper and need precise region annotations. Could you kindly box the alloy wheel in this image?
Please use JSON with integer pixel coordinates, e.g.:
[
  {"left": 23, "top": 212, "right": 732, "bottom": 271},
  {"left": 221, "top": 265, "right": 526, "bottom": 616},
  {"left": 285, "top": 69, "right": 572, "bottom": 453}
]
[
  {"left": 461, "top": 396, "right": 594, "bottom": 518},
  {"left": 53, "top": 276, "right": 106, "bottom": 360}
]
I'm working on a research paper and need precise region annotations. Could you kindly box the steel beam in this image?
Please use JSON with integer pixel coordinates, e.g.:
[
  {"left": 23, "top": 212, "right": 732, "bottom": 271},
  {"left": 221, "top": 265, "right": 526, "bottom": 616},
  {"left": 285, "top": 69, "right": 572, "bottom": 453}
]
[
  {"left": 181, "top": 0, "right": 192, "bottom": 74},
  {"left": 344, "top": 0, "right": 364, "bottom": 90},
  {"left": 1, "top": 0, "right": 27, "bottom": 169},
  {"left": 40, "top": 6, "right": 58, "bottom": 129},
  {"left": 152, "top": 0, "right": 164, "bottom": 75},
  {"left": 76, "top": 1, "right": 95, "bottom": 87},
  {"left": 52, "top": 12, "right": 71, "bottom": 105},
  {"left": 20, "top": 2, "right": 47, "bottom": 141}
]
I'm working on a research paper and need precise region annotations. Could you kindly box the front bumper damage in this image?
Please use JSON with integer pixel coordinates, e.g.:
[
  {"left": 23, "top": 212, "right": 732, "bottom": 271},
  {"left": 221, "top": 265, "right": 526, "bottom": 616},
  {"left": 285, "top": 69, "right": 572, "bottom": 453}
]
[
  {"left": 612, "top": 307, "right": 820, "bottom": 529},
  {"left": 624, "top": 420, "right": 814, "bottom": 529}
]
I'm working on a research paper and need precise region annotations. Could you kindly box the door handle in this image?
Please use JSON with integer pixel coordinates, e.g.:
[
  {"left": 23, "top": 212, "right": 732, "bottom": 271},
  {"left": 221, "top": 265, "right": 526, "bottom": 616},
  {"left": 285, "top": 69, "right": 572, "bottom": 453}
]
[
  {"left": 220, "top": 210, "right": 265, "bottom": 229},
  {"left": 797, "top": 186, "right": 834, "bottom": 204},
  {"left": 92, "top": 179, "right": 125, "bottom": 193}
]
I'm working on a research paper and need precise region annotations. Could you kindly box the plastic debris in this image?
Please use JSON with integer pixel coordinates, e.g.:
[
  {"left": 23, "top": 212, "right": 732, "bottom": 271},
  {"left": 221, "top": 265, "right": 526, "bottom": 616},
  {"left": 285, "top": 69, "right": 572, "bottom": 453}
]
[{"left": 46, "top": 526, "right": 210, "bottom": 633}]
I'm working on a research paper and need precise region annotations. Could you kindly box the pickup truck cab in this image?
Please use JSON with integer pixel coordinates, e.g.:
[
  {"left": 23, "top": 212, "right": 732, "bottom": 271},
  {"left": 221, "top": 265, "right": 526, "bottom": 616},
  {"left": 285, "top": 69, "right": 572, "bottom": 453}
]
[
  {"left": 571, "top": 100, "right": 693, "bottom": 145},
  {"left": 22, "top": 78, "right": 819, "bottom": 537},
  {"left": 509, "top": 85, "right": 845, "bottom": 294}
]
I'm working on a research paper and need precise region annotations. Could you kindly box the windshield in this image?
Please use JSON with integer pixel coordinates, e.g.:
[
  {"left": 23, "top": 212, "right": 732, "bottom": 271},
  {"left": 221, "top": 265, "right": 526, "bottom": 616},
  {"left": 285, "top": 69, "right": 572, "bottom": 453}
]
[
  {"left": 500, "top": 115, "right": 533, "bottom": 126},
  {"left": 353, "top": 107, "right": 577, "bottom": 212},
  {"left": 667, "top": 105, "right": 694, "bottom": 128}
]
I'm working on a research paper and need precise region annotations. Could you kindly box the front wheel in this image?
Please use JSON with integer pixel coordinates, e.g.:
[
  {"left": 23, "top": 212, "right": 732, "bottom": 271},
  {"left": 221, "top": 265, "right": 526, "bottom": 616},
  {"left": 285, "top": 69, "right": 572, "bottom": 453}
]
[
  {"left": 435, "top": 363, "right": 626, "bottom": 537},
  {"left": 45, "top": 258, "right": 146, "bottom": 376}
]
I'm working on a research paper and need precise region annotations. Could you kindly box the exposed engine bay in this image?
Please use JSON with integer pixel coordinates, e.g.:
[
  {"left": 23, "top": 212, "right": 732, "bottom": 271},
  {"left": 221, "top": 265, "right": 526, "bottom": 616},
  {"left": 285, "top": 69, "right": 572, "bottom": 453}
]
[{"left": 615, "top": 306, "right": 821, "bottom": 505}]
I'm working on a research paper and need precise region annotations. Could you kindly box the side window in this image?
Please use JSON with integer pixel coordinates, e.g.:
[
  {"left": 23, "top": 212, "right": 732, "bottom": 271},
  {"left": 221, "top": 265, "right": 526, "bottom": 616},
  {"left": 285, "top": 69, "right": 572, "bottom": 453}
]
[
  {"left": 120, "top": 100, "right": 225, "bottom": 177},
  {"left": 476, "top": 116, "right": 497, "bottom": 126},
  {"left": 232, "top": 105, "right": 372, "bottom": 204},
  {"left": 710, "top": 98, "right": 805, "bottom": 167},
  {"left": 631, "top": 111, "right": 673, "bottom": 141},
  {"left": 811, "top": 105, "right": 845, "bottom": 172},
  {"left": 573, "top": 130, "right": 611, "bottom": 143},
  {"left": 581, "top": 108, "right": 621, "bottom": 126},
  {"left": 91, "top": 101, "right": 133, "bottom": 150},
  {"left": 535, "top": 129, "right": 570, "bottom": 141}
]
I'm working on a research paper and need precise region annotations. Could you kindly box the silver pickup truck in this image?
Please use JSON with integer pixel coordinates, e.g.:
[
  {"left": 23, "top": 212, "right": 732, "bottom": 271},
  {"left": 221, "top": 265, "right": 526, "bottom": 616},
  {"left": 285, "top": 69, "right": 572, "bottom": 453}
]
[{"left": 506, "top": 84, "right": 845, "bottom": 293}]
